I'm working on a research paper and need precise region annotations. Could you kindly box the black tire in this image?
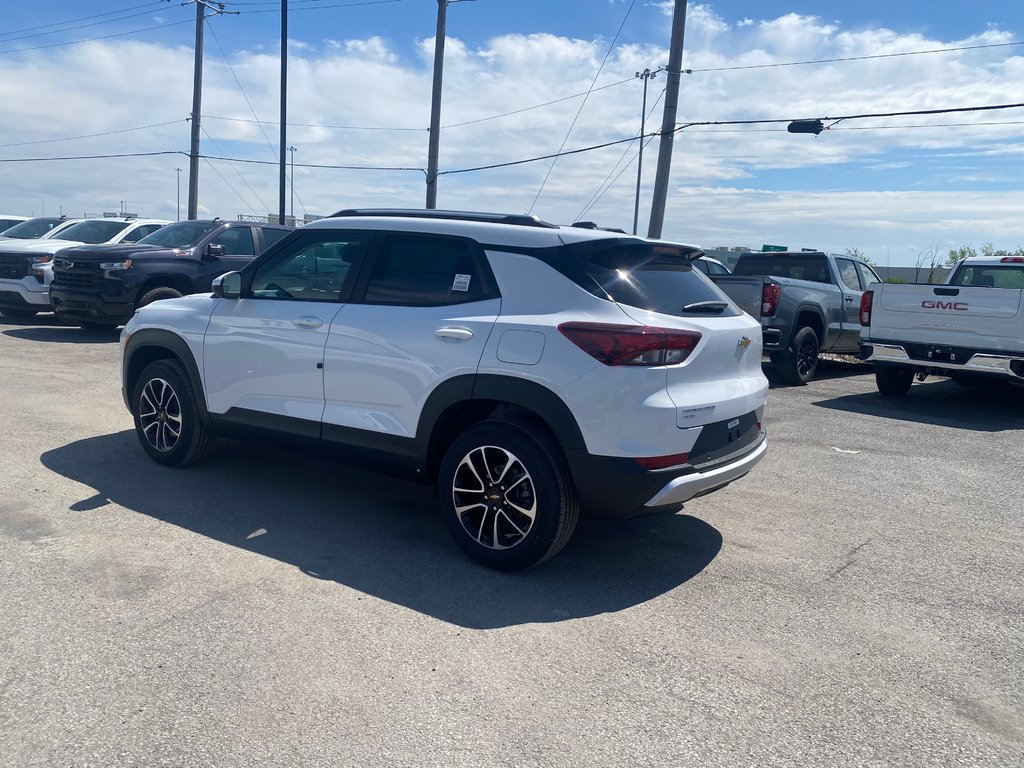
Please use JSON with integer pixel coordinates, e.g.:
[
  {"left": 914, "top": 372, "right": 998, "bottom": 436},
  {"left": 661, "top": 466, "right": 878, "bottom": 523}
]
[
  {"left": 777, "top": 326, "right": 820, "bottom": 385},
  {"left": 137, "top": 286, "right": 184, "bottom": 309},
  {"left": 438, "top": 419, "right": 580, "bottom": 571},
  {"left": 80, "top": 321, "right": 119, "bottom": 332},
  {"left": 875, "top": 365, "right": 914, "bottom": 397},
  {"left": 0, "top": 308, "right": 38, "bottom": 318},
  {"left": 131, "top": 359, "right": 215, "bottom": 467}
]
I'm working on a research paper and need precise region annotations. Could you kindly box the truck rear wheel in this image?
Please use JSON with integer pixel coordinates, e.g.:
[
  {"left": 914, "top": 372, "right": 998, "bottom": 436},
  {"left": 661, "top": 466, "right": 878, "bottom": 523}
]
[
  {"left": 777, "top": 326, "right": 819, "bottom": 385},
  {"left": 875, "top": 366, "right": 914, "bottom": 396},
  {"left": 137, "top": 287, "right": 184, "bottom": 309}
]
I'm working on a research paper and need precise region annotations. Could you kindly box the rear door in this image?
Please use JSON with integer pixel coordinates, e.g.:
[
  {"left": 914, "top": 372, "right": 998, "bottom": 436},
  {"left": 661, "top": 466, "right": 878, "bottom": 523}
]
[
  {"left": 321, "top": 232, "right": 501, "bottom": 443},
  {"left": 834, "top": 257, "right": 865, "bottom": 351}
]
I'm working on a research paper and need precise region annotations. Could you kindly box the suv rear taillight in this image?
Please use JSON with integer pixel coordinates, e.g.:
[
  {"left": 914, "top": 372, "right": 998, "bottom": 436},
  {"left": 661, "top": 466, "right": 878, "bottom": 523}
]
[
  {"left": 761, "top": 282, "right": 781, "bottom": 316},
  {"left": 860, "top": 290, "right": 873, "bottom": 326},
  {"left": 1000, "top": 256, "right": 1024, "bottom": 263},
  {"left": 558, "top": 322, "right": 701, "bottom": 366}
]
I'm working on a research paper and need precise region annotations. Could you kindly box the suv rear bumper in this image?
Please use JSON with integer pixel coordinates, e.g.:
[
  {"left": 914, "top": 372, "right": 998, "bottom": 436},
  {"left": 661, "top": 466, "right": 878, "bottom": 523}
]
[
  {"left": 566, "top": 429, "right": 767, "bottom": 519},
  {"left": 861, "top": 341, "right": 1024, "bottom": 380},
  {"left": 51, "top": 288, "right": 134, "bottom": 324}
]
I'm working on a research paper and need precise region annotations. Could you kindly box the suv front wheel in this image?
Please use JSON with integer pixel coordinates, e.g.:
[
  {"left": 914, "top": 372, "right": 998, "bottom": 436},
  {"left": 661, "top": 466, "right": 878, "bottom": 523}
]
[
  {"left": 438, "top": 420, "right": 579, "bottom": 571},
  {"left": 132, "top": 359, "right": 215, "bottom": 466}
]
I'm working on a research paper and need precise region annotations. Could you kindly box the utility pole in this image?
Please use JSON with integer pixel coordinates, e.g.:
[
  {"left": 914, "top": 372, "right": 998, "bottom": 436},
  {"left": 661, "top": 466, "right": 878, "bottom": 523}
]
[
  {"left": 647, "top": 0, "right": 688, "bottom": 239},
  {"left": 278, "top": 0, "right": 288, "bottom": 224},
  {"left": 187, "top": 0, "right": 205, "bottom": 220},
  {"left": 425, "top": 0, "right": 447, "bottom": 209},
  {"left": 176, "top": 167, "right": 182, "bottom": 220},
  {"left": 633, "top": 67, "right": 660, "bottom": 236},
  {"left": 288, "top": 146, "right": 296, "bottom": 222}
]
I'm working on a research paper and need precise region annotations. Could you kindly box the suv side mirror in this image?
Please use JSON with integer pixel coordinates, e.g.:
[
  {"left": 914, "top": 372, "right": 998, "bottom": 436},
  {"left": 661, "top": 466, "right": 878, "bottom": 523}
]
[
  {"left": 206, "top": 243, "right": 226, "bottom": 259},
  {"left": 212, "top": 271, "right": 242, "bottom": 299}
]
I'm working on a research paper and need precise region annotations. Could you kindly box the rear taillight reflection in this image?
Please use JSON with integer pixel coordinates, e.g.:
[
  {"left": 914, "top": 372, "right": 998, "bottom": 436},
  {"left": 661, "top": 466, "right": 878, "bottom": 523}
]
[
  {"left": 634, "top": 452, "right": 690, "bottom": 470},
  {"left": 761, "top": 282, "right": 781, "bottom": 316},
  {"left": 860, "top": 290, "right": 873, "bottom": 326},
  {"left": 558, "top": 322, "right": 701, "bottom": 366}
]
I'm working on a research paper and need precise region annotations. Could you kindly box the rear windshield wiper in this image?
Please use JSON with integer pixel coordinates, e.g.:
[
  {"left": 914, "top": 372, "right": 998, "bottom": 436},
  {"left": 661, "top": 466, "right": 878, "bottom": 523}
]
[{"left": 682, "top": 300, "right": 729, "bottom": 313}]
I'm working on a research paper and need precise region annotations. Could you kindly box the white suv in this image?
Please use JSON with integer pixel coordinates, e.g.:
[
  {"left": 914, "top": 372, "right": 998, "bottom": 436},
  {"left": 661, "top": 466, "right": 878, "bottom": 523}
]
[{"left": 120, "top": 210, "right": 769, "bottom": 570}]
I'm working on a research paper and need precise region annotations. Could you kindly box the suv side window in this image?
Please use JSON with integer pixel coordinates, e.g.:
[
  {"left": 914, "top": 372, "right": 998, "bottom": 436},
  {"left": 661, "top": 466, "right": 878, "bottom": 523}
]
[
  {"left": 250, "top": 232, "right": 370, "bottom": 302},
  {"left": 856, "top": 261, "right": 880, "bottom": 287},
  {"left": 836, "top": 258, "right": 862, "bottom": 291},
  {"left": 212, "top": 226, "right": 255, "bottom": 256},
  {"left": 707, "top": 260, "right": 729, "bottom": 275},
  {"left": 363, "top": 234, "right": 489, "bottom": 306},
  {"left": 260, "top": 227, "right": 290, "bottom": 249}
]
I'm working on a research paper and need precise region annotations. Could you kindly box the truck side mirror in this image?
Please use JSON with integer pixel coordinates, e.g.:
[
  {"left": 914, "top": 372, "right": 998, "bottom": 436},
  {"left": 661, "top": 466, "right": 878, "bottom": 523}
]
[
  {"left": 206, "top": 243, "right": 226, "bottom": 259},
  {"left": 212, "top": 271, "right": 242, "bottom": 299}
]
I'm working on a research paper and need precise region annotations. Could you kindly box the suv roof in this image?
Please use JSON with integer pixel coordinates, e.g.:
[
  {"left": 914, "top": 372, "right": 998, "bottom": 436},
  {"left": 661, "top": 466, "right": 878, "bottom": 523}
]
[{"left": 329, "top": 208, "right": 558, "bottom": 229}]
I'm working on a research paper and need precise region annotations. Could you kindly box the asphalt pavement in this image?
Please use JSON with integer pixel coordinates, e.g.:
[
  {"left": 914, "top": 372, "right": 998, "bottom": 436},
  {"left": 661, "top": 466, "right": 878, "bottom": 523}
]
[{"left": 0, "top": 314, "right": 1021, "bottom": 767}]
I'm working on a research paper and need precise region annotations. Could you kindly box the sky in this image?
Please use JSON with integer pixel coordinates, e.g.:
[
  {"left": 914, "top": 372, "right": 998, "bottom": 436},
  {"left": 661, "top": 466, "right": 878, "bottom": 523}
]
[{"left": 1, "top": 1, "right": 1024, "bottom": 266}]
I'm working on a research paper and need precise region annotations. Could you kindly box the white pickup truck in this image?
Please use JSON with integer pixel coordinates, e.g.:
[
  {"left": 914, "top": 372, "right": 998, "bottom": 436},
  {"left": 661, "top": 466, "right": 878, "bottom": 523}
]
[{"left": 859, "top": 255, "right": 1024, "bottom": 395}]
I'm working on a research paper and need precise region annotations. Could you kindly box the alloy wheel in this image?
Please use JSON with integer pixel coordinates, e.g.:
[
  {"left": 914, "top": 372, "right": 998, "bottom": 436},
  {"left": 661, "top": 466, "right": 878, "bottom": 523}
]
[
  {"left": 138, "top": 377, "right": 182, "bottom": 452},
  {"left": 452, "top": 445, "right": 537, "bottom": 550}
]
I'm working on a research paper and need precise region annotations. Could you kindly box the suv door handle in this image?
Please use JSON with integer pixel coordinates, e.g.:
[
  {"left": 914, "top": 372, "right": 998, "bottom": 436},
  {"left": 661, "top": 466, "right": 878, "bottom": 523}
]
[
  {"left": 435, "top": 327, "right": 473, "bottom": 341},
  {"left": 293, "top": 317, "right": 323, "bottom": 329}
]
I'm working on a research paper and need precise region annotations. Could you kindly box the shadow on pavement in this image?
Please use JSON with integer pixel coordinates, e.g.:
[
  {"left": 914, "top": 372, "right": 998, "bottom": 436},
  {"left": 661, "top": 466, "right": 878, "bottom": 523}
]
[
  {"left": 0, "top": 312, "right": 64, "bottom": 326},
  {"left": 813, "top": 378, "right": 1024, "bottom": 432},
  {"left": 765, "top": 358, "right": 871, "bottom": 388},
  {"left": 3, "top": 326, "right": 119, "bottom": 343},
  {"left": 41, "top": 431, "right": 723, "bottom": 629}
]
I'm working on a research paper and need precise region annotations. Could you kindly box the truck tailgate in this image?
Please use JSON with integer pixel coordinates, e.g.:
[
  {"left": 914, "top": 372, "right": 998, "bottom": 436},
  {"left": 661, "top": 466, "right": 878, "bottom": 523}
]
[
  {"left": 709, "top": 275, "right": 763, "bottom": 318},
  {"left": 869, "top": 284, "right": 1024, "bottom": 350}
]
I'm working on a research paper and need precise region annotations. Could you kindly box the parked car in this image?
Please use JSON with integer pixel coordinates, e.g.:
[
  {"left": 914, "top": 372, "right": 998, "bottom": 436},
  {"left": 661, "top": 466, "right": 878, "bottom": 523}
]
[
  {"left": 710, "top": 251, "right": 882, "bottom": 384},
  {"left": 0, "top": 217, "right": 168, "bottom": 318},
  {"left": 119, "top": 209, "right": 769, "bottom": 570},
  {"left": 692, "top": 255, "right": 730, "bottom": 276},
  {"left": 0, "top": 215, "right": 29, "bottom": 234},
  {"left": 50, "top": 219, "right": 292, "bottom": 330},
  {"left": 860, "top": 254, "right": 1024, "bottom": 395},
  {"left": 0, "top": 215, "right": 77, "bottom": 241}
]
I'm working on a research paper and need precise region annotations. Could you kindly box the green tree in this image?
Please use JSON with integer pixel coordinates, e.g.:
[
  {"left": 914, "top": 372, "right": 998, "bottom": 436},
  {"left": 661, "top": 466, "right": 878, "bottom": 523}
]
[
  {"left": 844, "top": 247, "right": 876, "bottom": 267},
  {"left": 946, "top": 245, "right": 977, "bottom": 268}
]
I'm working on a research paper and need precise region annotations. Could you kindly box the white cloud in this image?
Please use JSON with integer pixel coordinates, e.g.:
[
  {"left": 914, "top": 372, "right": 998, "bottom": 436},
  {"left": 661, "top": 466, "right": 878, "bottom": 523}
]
[{"left": 0, "top": 9, "right": 1023, "bottom": 264}]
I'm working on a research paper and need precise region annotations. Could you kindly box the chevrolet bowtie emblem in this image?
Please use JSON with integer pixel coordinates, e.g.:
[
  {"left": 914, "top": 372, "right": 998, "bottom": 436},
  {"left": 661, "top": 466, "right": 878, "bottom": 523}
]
[{"left": 737, "top": 336, "right": 752, "bottom": 349}]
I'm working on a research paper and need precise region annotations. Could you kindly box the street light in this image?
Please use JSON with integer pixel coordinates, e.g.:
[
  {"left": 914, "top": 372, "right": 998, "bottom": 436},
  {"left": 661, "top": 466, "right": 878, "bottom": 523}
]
[
  {"left": 633, "top": 67, "right": 662, "bottom": 236},
  {"left": 287, "top": 146, "right": 297, "bottom": 223},
  {"left": 175, "top": 167, "right": 182, "bottom": 221}
]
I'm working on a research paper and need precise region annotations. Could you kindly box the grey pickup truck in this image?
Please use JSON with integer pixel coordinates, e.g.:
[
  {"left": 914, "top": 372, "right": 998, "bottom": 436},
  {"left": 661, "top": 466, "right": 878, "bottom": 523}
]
[{"left": 710, "top": 251, "right": 883, "bottom": 384}]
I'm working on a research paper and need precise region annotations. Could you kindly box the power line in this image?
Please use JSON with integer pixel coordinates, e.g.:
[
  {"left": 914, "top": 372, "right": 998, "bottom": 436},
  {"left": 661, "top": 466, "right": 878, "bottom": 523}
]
[
  {"left": 200, "top": 155, "right": 257, "bottom": 212},
  {"left": 242, "top": 0, "right": 405, "bottom": 14},
  {"left": 527, "top": 0, "right": 637, "bottom": 214},
  {"left": 0, "top": 1, "right": 167, "bottom": 39},
  {"left": 0, "top": 17, "right": 194, "bottom": 55},
  {"left": 686, "top": 40, "right": 1024, "bottom": 73},
  {"left": 0, "top": 119, "right": 185, "bottom": 148},
  {"left": 200, "top": 125, "right": 272, "bottom": 212},
  {"left": 203, "top": 114, "right": 422, "bottom": 131},
  {"left": 0, "top": 152, "right": 187, "bottom": 163},
  {"left": 580, "top": 133, "right": 659, "bottom": 221},
  {"left": 0, "top": 5, "right": 177, "bottom": 44},
  {"left": 201, "top": 154, "right": 425, "bottom": 172}
]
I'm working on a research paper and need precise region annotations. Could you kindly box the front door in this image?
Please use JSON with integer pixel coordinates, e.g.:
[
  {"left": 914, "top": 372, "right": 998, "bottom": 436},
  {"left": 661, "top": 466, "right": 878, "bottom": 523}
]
[
  {"left": 203, "top": 231, "right": 372, "bottom": 435},
  {"left": 322, "top": 232, "right": 501, "bottom": 448},
  {"left": 834, "top": 257, "right": 865, "bottom": 352}
]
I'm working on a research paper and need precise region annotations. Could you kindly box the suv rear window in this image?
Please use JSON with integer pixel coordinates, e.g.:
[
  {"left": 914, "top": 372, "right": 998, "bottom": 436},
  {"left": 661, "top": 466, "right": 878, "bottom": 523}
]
[
  {"left": 572, "top": 242, "right": 739, "bottom": 318},
  {"left": 733, "top": 254, "right": 832, "bottom": 283}
]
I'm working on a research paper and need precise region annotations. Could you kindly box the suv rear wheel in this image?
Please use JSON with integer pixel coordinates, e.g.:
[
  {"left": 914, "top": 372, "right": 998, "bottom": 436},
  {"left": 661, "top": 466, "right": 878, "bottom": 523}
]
[
  {"left": 132, "top": 359, "right": 215, "bottom": 466},
  {"left": 438, "top": 419, "right": 579, "bottom": 571}
]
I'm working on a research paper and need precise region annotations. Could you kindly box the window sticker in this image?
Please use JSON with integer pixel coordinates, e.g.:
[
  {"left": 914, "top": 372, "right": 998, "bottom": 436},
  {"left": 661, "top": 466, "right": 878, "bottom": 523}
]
[{"left": 452, "top": 273, "right": 472, "bottom": 292}]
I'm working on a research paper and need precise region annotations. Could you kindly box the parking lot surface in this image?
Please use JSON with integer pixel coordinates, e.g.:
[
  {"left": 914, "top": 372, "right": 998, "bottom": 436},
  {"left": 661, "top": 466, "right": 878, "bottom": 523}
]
[{"left": 0, "top": 315, "right": 1021, "bottom": 768}]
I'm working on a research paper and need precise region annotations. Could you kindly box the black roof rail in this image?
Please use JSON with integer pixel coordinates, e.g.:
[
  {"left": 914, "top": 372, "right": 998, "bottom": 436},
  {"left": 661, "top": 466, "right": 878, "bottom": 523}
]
[
  {"left": 327, "top": 208, "right": 559, "bottom": 229},
  {"left": 571, "top": 221, "right": 628, "bottom": 234}
]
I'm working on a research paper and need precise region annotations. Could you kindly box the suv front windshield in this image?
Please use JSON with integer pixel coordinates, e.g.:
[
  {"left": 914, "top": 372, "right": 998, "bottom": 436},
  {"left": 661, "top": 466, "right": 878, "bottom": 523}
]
[
  {"left": 1, "top": 217, "right": 65, "bottom": 239},
  {"left": 50, "top": 220, "right": 131, "bottom": 244},
  {"left": 137, "top": 221, "right": 219, "bottom": 248}
]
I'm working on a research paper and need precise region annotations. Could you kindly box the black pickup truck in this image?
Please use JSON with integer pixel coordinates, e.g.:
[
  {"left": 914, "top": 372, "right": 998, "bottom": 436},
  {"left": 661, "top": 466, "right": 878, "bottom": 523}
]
[{"left": 50, "top": 219, "right": 292, "bottom": 329}]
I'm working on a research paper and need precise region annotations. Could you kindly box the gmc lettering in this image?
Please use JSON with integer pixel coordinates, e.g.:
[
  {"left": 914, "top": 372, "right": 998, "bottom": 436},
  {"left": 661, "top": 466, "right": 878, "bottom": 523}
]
[{"left": 921, "top": 301, "right": 968, "bottom": 311}]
